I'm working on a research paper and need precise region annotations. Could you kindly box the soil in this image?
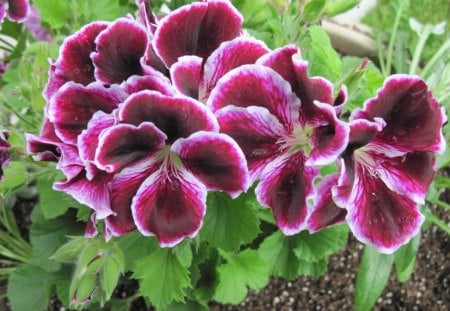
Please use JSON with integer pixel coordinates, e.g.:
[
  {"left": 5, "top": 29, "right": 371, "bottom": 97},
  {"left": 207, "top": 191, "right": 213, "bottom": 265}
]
[{"left": 1, "top": 199, "right": 449, "bottom": 311}]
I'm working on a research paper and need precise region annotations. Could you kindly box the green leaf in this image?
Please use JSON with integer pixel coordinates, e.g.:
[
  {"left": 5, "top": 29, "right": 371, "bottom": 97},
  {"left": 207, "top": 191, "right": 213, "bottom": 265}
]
[
  {"left": 133, "top": 248, "right": 191, "bottom": 309},
  {"left": 0, "top": 162, "right": 27, "bottom": 192},
  {"left": 30, "top": 207, "right": 84, "bottom": 272},
  {"left": 258, "top": 231, "right": 301, "bottom": 280},
  {"left": 303, "top": 0, "right": 327, "bottom": 23},
  {"left": 300, "top": 25, "right": 342, "bottom": 82},
  {"left": 214, "top": 249, "right": 270, "bottom": 304},
  {"left": 394, "top": 233, "right": 421, "bottom": 282},
  {"left": 200, "top": 192, "right": 260, "bottom": 252},
  {"left": 33, "top": 0, "right": 70, "bottom": 29},
  {"left": 101, "top": 258, "right": 122, "bottom": 300},
  {"left": 116, "top": 232, "right": 158, "bottom": 271},
  {"left": 37, "top": 177, "right": 81, "bottom": 219},
  {"left": 51, "top": 236, "right": 87, "bottom": 263},
  {"left": 173, "top": 241, "right": 193, "bottom": 268},
  {"left": 7, "top": 265, "right": 55, "bottom": 311},
  {"left": 293, "top": 225, "right": 348, "bottom": 262},
  {"left": 354, "top": 246, "right": 393, "bottom": 311},
  {"left": 324, "top": 0, "right": 360, "bottom": 16},
  {"left": 297, "top": 258, "right": 328, "bottom": 276}
]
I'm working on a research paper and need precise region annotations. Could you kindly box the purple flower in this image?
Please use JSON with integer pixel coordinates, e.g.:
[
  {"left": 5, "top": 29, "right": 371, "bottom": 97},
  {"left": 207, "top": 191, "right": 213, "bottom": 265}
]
[
  {"left": 207, "top": 45, "right": 349, "bottom": 235},
  {"left": 330, "top": 75, "right": 446, "bottom": 253},
  {"left": 0, "top": 0, "right": 30, "bottom": 25},
  {"left": 0, "top": 130, "right": 11, "bottom": 181},
  {"left": 25, "top": 5, "right": 50, "bottom": 42}
]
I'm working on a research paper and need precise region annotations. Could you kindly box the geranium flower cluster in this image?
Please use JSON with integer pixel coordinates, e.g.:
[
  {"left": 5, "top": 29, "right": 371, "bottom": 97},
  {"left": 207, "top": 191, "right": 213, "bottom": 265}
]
[{"left": 27, "top": 0, "right": 445, "bottom": 253}]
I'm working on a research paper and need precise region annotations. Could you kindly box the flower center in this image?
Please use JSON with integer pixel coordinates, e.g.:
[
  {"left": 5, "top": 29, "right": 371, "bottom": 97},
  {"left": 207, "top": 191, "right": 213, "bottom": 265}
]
[
  {"left": 279, "top": 125, "right": 313, "bottom": 154},
  {"left": 354, "top": 147, "right": 380, "bottom": 178}
]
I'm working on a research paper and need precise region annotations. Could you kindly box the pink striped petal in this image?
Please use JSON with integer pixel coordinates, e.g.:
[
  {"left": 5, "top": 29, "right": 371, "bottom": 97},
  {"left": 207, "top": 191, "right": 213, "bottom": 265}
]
[
  {"left": 6, "top": 0, "right": 30, "bottom": 22},
  {"left": 306, "top": 101, "right": 349, "bottom": 166},
  {"left": 170, "top": 56, "right": 203, "bottom": 99},
  {"left": 54, "top": 171, "right": 114, "bottom": 219},
  {"left": 352, "top": 75, "right": 446, "bottom": 154},
  {"left": 119, "top": 90, "right": 218, "bottom": 143},
  {"left": 307, "top": 173, "right": 347, "bottom": 233},
  {"left": 92, "top": 18, "right": 148, "bottom": 84},
  {"left": 208, "top": 64, "right": 300, "bottom": 131},
  {"left": 54, "top": 22, "right": 108, "bottom": 86},
  {"left": 95, "top": 122, "right": 166, "bottom": 173},
  {"left": 106, "top": 159, "right": 161, "bottom": 236},
  {"left": 256, "top": 151, "right": 319, "bottom": 235},
  {"left": 200, "top": 37, "right": 269, "bottom": 101},
  {"left": 48, "top": 82, "right": 126, "bottom": 144},
  {"left": 132, "top": 168, "right": 206, "bottom": 247},
  {"left": 172, "top": 131, "right": 250, "bottom": 198},
  {"left": 121, "top": 69, "right": 174, "bottom": 96},
  {"left": 216, "top": 105, "right": 286, "bottom": 181},
  {"left": 346, "top": 163, "right": 425, "bottom": 254},
  {"left": 154, "top": 1, "right": 243, "bottom": 67}
]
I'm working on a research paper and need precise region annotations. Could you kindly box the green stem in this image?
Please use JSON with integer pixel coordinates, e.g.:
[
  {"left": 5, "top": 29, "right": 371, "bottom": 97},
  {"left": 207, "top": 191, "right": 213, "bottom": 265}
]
[
  {"left": 421, "top": 38, "right": 450, "bottom": 78},
  {"left": 435, "top": 199, "right": 450, "bottom": 210},
  {"left": 428, "top": 213, "right": 450, "bottom": 235},
  {"left": 386, "top": 0, "right": 408, "bottom": 76},
  {"left": 409, "top": 24, "right": 433, "bottom": 75}
]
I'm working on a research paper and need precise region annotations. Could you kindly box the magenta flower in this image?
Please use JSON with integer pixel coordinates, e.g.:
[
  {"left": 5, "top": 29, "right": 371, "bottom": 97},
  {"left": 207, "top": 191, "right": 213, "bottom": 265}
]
[
  {"left": 0, "top": 130, "right": 11, "bottom": 181},
  {"left": 74, "top": 91, "right": 249, "bottom": 246},
  {"left": 0, "top": 0, "right": 29, "bottom": 25},
  {"left": 207, "top": 45, "right": 349, "bottom": 234},
  {"left": 25, "top": 5, "right": 50, "bottom": 42},
  {"left": 329, "top": 75, "right": 446, "bottom": 253}
]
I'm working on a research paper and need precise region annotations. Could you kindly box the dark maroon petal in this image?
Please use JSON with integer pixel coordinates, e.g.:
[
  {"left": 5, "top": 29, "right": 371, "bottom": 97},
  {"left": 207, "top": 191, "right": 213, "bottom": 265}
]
[
  {"left": 256, "top": 151, "right": 319, "bottom": 235},
  {"left": 132, "top": 168, "right": 206, "bottom": 247},
  {"left": 78, "top": 112, "right": 116, "bottom": 179},
  {"left": 334, "top": 85, "right": 348, "bottom": 115},
  {"left": 170, "top": 56, "right": 203, "bottom": 99},
  {"left": 352, "top": 75, "right": 446, "bottom": 154},
  {"left": 347, "top": 118, "right": 385, "bottom": 150},
  {"left": 54, "top": 22, "right": 108, "bottom": 86},
  {"left": 43, "top": 61, "right": 66, "bottom": 101},
  {"left": 306, "top": 101, "right": 349, "bottom": 166},
  {"left": 85, "top": 212, "right": 99, "bottom": 238},
  {"left": 346, "top": 163, "right": 425, "bottom": 254},
  {"left": 0, "top": 130, "right": 11, "bottom": 180},
  {"left": 154, "top": 1, "right": 243, "bottom": 67},
  {"left": 367, "top": 149, "right": 436, "bottom": 204},
  {"left": 6, "top": 0, "right": 29, "bottom": 22},
  {"left": 142, "top": 43, "right": 169, "bottom": 76},
  {"left": 208, "top": 64, "right": 300, "bottom": 131},
  {"left": 216, "top": 105, "right": 286, "bottom": 181},
  {"left": 199, "top": 37, "right": 269, "bottom": 101},
  {"left": 121, "top": 70, "right": 174, "bottom": 96},
  {"left": 95, "top": 122, "right": 166, "bottom": 173},
  {"left": 106, "top": 159, "right": 161, "bottom": 236},
  {"left": 172, "top": 131, "right": 250, "bottom": 198},
  {"left": 257, "top": 46, "right": 335, "bottom": 119},
  {"left": 119, "top": 90, "right": 218, "bottom": 144},
  {"left": 56, "top": 144, "right": 84, "bottom": 180},
  {"left": 92, "top": 18, "right": 148, "bottom": 84},
  {"left": 54, "top": 171, "right": 114, "bottom": 219},
  {"left": 48, "top": 82, "right": 126, "bottom": 144},
  {"left": 307, "top": 173, "right": 347, "bottom": 233}
]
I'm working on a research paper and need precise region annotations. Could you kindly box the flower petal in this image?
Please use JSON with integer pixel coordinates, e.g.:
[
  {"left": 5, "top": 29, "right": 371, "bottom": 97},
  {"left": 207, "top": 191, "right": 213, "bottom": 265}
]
[
  {"left": 132, "top": 167, "right": 206, "bottom": 247},
  {"left": 54, "top": 22, "right": 108, "bottom": 86},
  {"left": 92, "top": 18, "right": 148, "bottom": 84},
  {"left": 95, "top": 122, "right": 166, "bottom": 173},
  {"left": 307, "top": 173, "right": 347, "bottom": 233},
  {"left": 26, "top": 118, "right": 62, "bottom": 162},
  {"left": 374, "top": 151, "right": 436, "bottom": 204},
  {"left": 48, "top": 82, "right": 126, "bottom": 144},
  {"left": 121, "top": 69, "right": 174, "bottom": 96},
  {"left": 119, "top": 90, "right": 218, "bottom": 143},
  {"left": 170, "top": 56, "right": 203, "bottom": 99},
  {"left": 6, "top": 0, "right": 30, "bottom": 22},
  {"left": 54, "top": 171, "right": 114, "bottom": 219},
  {"left": 352, "top": 75, "right": 446, "bottom": 154},
  {"left": 200, "top": 37, "right": 269, "bottom": 101},
  {"left": 172, "top": 131, "right": 250, "bottom": 198},
  {"left": 154, "top": 1, "right": 243, "bottom": 67},
  {"left": 106, "top": 159, "right": 161, "bottom": 236},
  {"left": 306, "top": 101, "right": 349, "bottom": 166},
  {"left": 216, "top": 105, "right": 286, "bottom": 181},
  {"left": 345, "top": 163, "right": 425, "bottom": 254},
  {"left": 208, "top": 64, "right": 300, "bottom": 130},
  {"left": 256, "top": 151, "right": 319, "bottom": 235}
]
